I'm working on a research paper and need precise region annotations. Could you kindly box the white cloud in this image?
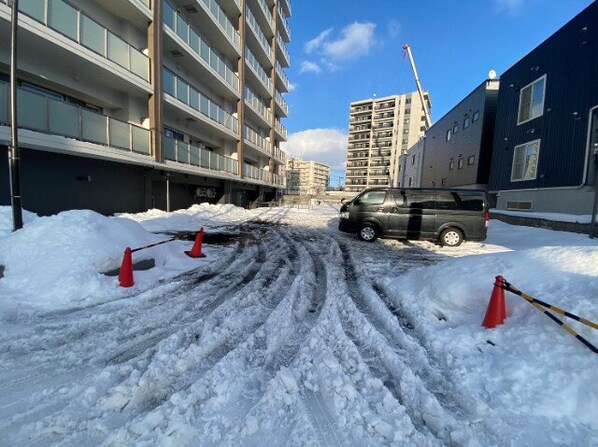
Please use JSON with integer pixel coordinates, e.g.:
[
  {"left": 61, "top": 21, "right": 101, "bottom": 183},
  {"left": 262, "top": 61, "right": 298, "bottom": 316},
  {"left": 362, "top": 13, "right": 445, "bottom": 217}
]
[
  {"left": 299, "top": 61, "right": 322, "bottom": 74},
  {"left": 387, "top": 19, "right": 401, "bottom": 39},
  {"left": 281, "top": 128, "right": 348, "bottom": 170},
  {"left": 305, "top": 28, "right": 333, "bottom": 54},
  {"left": 287, "top": 82, "right": 298, "bottom": 92},
  {"left": 302, "top": 22, "right": 376, "bottom": 72}
]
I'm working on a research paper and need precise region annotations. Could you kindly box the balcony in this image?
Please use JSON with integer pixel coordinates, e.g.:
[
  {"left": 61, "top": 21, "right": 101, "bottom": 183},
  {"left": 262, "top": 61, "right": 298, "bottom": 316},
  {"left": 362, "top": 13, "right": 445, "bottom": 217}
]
[
  {"left": 0, "top": 82, "right": 150, "bottom": 157},
  {"left": 163, "top": 1, "right": 240, "bottom": 97},
  {"left": 280, "top": 0, "right": 292, "bottom": 17},
  {"left": 243, "top": 163, "right": 271, "bottom": 183},
  {"left": 13, "top": 0, "right": 149, "bottom": 82},
  {"left": 246, "top": 5, "right": 273, "bottom": 65},
  {"left": 243, "top": 124, "right": 270, "bottom": 156},
  {"left": 273, "top": 146, "right": 286, "bottom": 163},
  {"left": 244, "top": 86, "right": 272, "bottom": 127},
  {"left": 374, "top": 102, "right": 395, "bottom": 111},
  {"left": 245, "top": 47, "right": 272, "bottom": 97},
  {"left": 163, "top": 68, "right": 239, "bottom": 138},
  {"left": 274, "top": 118, "right": 287, "bottom": 140},
  {"left": 276, "top": 33, "right": 290, "bottom": 67},
  {"left": 164, "top": 137, "right": 238, "bottom": 175},
  {"left": 275, "top": 61, "right": 290, "bottom": 92},
  {"left": 195, "top": 0, "right": 241, "bottom": 57},
  {"left": 254, "top": 0, "right": 274, "bottom": 35},
  {"left": 275, "top": 90, "right": 288, "bottom": 117},
  {"left": 277, "top": 3, "right": 291, "bottom": 42},
  {"left": 351, "top": 106, "right": 372, "bottom": 114}
]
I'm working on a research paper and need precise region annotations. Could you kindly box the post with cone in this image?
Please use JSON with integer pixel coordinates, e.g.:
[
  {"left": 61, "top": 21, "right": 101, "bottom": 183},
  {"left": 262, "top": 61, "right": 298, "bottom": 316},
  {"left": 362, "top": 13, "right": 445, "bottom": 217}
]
[
  {"left": 118, "top": 247, "right": 134, "bottom": 287},
  {"left": 482, "top": 275, "right": 506, "bottom": 328},
  {"left": 185, "top": 227, "right": 206, "bottom": 258}
]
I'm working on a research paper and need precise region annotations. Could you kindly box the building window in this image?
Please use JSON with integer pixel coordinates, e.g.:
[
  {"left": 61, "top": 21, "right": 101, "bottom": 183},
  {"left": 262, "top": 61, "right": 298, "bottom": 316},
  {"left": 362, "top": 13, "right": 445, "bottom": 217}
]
[
  {"left": 408, "top": 177, "right": 413, "bottom": 187},
  {"left": 453, "top": 124, "right": 459, "bottom": 134},
  {"left": 405, "top": 108, "right": 411, "bottom": 114},
  {"left": 468, "top": 155, "right": 475, "bottom": 165},
  {"left": 511, "top": 139, "right": 540, "bottom": 181},
  {"left": 411, "top": 154, "right": 416, "bottom": 165},
  {"left": 463, "top": 116, "right": 471, "bottom": 129},
  {"left": 458, "top": 159, "right": 464, "bottom": 169},
  {"left": 449, "top": 161, "right": 454, "bottom": 170},
  {"left": 441, "top": 178, "right": 446, "bottom": 186},
  {"left": 472, "top": 111, "right": 480, "bottom": 122},
  {"left": 518, "top": 75, "right": 546, "bottom": 125},
  {"left": 446, "top": 129, "right": 452, "bottom": 141},
  {"left": 165, "top": 128, "right": 184, "bottom": 141}
]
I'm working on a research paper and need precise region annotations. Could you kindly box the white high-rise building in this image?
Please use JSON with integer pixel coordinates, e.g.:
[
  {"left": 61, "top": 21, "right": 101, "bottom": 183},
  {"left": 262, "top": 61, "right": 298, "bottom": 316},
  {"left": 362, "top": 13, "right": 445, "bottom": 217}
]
[
  {"left": 286, "top": 157, "right": 330, "bottom": 195},
  {"left": 345, "top": 92, "right": 430, "bottom": 193},
  {"left": 0, "top": 0, "right": 291, "bottom": 213}
]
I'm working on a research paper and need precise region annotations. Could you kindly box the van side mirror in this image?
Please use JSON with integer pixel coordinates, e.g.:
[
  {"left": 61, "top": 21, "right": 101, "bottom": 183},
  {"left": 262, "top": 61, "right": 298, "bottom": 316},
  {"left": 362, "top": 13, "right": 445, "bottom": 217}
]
[{"left": 341, "top": 198, "right": 346, "bottom": 205}]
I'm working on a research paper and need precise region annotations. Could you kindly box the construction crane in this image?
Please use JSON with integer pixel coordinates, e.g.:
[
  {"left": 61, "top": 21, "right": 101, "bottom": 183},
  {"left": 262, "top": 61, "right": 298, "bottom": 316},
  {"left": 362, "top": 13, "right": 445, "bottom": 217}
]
[{"left": 402, "top": 44, "right": 432, "bottom": 129}]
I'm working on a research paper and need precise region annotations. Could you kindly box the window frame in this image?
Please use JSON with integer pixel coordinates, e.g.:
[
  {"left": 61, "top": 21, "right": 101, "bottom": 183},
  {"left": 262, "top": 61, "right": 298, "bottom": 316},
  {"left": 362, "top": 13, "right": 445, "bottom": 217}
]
[
  {"left": 472, "top": 110, "right": 480, "bottom": 122},
  {"left": 511, "top": 139, "right": 541, "bottom": 182},
  {"left": 517, "top": 74, "right": 547, "bottom": 125}
]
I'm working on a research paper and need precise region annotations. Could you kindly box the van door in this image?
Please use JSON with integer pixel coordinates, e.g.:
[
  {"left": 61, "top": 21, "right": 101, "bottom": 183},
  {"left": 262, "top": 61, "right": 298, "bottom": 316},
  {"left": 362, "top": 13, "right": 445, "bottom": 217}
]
[
  {"left": 389, "top": 190, "right": 437, "bottom": 239},
  {"left": 351, "top": 189, "right": 389, "bottom": 231}
]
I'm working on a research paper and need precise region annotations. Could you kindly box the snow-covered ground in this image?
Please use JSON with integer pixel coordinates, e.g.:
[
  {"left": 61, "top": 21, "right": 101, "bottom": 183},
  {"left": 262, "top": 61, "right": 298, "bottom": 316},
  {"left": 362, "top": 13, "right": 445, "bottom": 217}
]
[{"left": 0, "top": 204, "right": 596, "bottom": 446}]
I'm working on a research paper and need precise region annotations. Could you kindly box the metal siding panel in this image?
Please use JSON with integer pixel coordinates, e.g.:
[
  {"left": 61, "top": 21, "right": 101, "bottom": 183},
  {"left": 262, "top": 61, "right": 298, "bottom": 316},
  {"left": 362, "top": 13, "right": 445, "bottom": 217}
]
[{"left": 489, "top": 2, "right": 598, "bottom": 191}]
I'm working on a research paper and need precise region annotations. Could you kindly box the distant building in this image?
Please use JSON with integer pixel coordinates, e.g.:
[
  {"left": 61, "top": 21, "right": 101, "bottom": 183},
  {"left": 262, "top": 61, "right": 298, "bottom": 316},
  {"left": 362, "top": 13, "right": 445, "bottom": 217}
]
[
  {"left": 399, "top": 138, "right": 426, "bottom": 188},
  {"left": 345, "top": 92, "right": 430, "bottom": 193},
  {"left": 488, "top": 1, "right": 598, "bottom": 216},
  {"left": 286, "top": 157, "right": 330, "bottom": 195},
  {"left": 421, "top": 79, "right": 499, "bottom": 189}
]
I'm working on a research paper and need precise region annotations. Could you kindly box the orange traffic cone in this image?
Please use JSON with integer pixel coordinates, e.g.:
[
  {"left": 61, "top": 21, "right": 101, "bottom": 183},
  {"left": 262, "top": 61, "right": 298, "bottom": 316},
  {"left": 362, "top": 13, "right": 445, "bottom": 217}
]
[
  {"left": 118, "top": 247, "right": 134, "bottom": 287},
  {"left": 185, "top": 227, "right": 206, "bottom": 258},
  {"left": 482, "top": 275, "right": 506, "bottom": 328}
]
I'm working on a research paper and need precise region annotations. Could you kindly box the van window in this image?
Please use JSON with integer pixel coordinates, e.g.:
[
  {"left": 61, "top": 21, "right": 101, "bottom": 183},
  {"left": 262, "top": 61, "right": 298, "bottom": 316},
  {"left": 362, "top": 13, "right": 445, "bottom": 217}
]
[
  {"left": 436, "top": 191, "right": 485, "bottom": 211},
  {"left": 396, "top": 191, "right": 435, "bottom": 210},
  {"left": 359, "top": 191, "right": 386, "bottom": 205}
]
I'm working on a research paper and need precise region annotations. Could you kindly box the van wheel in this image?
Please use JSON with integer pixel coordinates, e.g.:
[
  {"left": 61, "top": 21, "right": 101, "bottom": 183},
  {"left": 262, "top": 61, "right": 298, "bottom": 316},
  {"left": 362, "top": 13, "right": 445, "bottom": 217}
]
[
  {"left": 439, "top": 228, "right": 463, "bottom": 247},
  {"left": 358, "top": 224, "right": 378, "bottom": 242}
]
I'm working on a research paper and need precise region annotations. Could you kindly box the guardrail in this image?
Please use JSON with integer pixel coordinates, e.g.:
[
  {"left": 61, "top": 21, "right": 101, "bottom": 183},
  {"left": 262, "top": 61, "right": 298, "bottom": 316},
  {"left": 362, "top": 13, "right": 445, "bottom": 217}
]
[
  {"left": 0, "top": 82, "right": 150, "bottom": 155},
  {"left": 164, "top": 137, "right": 238, "bottom": 175}
]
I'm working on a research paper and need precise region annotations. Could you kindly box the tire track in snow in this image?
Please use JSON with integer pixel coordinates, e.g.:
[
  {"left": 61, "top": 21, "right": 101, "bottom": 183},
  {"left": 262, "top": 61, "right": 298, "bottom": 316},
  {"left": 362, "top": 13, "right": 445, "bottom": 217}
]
[{"left": 333, "top": 237, "right": 478, "bottom": 445}]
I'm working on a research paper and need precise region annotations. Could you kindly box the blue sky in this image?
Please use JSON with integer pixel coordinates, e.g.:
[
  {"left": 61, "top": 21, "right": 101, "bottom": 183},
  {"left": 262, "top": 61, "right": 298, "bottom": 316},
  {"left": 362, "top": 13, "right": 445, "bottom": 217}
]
[{"left": 279, "top": 0, "right": 594, "bottom": 186}]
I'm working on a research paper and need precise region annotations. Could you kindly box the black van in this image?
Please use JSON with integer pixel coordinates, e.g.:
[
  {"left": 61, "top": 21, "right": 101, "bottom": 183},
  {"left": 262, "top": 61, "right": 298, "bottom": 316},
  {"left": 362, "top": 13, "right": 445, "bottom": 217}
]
[{"left": 338, "top": 188, "right": 489, "bottom": 246}]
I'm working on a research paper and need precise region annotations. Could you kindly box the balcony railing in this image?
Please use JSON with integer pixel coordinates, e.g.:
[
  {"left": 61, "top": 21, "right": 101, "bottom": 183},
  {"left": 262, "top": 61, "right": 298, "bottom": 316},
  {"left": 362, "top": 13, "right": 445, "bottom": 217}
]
[
  {"left": 256, "top": 0, "right": 273, "bottom": 27},
  {"left": 163, "top": 68, "right": 238, "bottom": 135},
  {"left": 277, "top": 3, "right": 291, "bottom": 40},
  {"left": 198, "top": 0, "right": 240, "bottom": 48},
  {"left": 243, "top": 163, "right": 270, "bottom": 182},
  {"left": 244, "top": 87, "right": 271, "bottom": 124},
  {"left": 245, "top": 47, "right": 272, "bottom": 92},
  {"left": 17, "top": 0, "right": 149, "bottom": 81},
  {"left": 274, "top": 118, "right": 287, "bottom": 139},
  {"left": 275, "top": 90, "right": 288, "bottom": 116},
  {"left": 272, "top": 172, "right": 285, "bottom": 186},
  {"left": 275, "top": 61, "right": 290, "bottom": 91},
  {"left": 163, "top": 1, "right": 239, "bottom": 93},
  {"left": 246, "top": 6, "right": 272, "bottom": 60},
  {"left": 273, "top": 146, "right": 286, "bottom": 162},
  {"left": 164, "top": 137, "right": 238, "bottom": 175},
  {"left": 0, "top": 82, "right": 150, "bottom": 155},
  {"left": 276, "top": 33, "right": 290, "bottom": 65},
  {"left": 243, "top": 125, "right": 269, "bottom": 154}
]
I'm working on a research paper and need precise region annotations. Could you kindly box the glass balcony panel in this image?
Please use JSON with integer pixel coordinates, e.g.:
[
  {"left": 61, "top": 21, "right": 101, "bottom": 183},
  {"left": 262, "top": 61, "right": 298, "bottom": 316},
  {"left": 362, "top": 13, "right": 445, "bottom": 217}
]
[
  {"left": 107, "top": 33, "right": 130, "bottom": 69},
  {"left": 176, "top": 15, "right": 188, "bottom": 41},
  {"left": 20, "top": 0, "right": 46, "bottom": 23},
  {"left": 176, "top": 78, "right": 189, "bottom": 103},
  {"left": 189, "top": 29, "right": 200, "bottom": 54},
  {"left": 163, "top": 69, "right": 175, "bottom": 96},
  {"left": 130, "top": 49, "right": 148, "bottom": 81},
  {"left": 81, "top": 15, "right": 105, "bottom": 56},
  {"left": 49, "top": 100, "right": 79, "bottom": 138},
  {"left": 200, "top": 40, "right": 210, "bottom": 61},
  {"left": 81, "top": 109, "right": 108, "bottom": 145},
  {"left": 163, "top": 1, "right": 176, "bottom": 30},
  {"left": 189, "top": 89, "right": 200, "bottom": 111},
  {"left": 190, "top": 146, "right": 200, "bottom": 165},
  {"left": 109, "top": 117, "right": 130, "bottom": 149},
  {"left": 200, "top": 96, "right": 209, "bottom": 115},
  {"left": 164, "top": 137, "right": 176, "bottom": 160},
  {"left": 177, "top": 141, "right": 190, "bottom": 163},
  {"left": 200, "top": 150, "right": 210, "bottom": 168},
  {"left": 131, "top": 126, "right": 150, "bottom": 154},
  {"left": 17, "top": 90, "right": 46, "bottom": 131},
  {"left": 48, "top": 0, "right": 78, "bottom": 41}
]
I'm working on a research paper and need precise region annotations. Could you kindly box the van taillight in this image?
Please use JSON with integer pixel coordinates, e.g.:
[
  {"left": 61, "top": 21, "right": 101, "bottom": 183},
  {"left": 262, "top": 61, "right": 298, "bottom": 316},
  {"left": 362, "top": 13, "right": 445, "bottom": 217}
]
[{"left": 485, "top": 212, "right": 490, "bottom": 228}]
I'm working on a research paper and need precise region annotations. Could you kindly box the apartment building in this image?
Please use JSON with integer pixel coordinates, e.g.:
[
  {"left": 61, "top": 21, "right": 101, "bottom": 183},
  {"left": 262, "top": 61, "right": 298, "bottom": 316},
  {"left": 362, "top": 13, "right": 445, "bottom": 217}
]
[
  {"left": 285, "top": 157, "right": 329, "bottom": 195},
  {"left": 345, "top": 92, "right": 430, "bottom": 194},
  {"left": 0, "top": 0, "right": 291, "bottom": 215}
]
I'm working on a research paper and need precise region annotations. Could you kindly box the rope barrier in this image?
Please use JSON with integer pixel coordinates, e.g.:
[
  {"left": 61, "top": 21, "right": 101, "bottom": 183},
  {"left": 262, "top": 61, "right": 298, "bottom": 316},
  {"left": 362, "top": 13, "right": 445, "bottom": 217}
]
[
  {"left": 131, "top": 237, "right": 177, "bottom": 253},
  {"left": 501, "top": 279, "right": 598, "bottom": 354}
]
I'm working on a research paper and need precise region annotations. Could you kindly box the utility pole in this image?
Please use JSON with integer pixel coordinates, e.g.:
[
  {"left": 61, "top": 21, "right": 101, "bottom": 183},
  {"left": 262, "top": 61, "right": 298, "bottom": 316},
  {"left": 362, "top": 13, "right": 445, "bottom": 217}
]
[{"left": 8, "top": 0, "right": 23, "bottom": 230}]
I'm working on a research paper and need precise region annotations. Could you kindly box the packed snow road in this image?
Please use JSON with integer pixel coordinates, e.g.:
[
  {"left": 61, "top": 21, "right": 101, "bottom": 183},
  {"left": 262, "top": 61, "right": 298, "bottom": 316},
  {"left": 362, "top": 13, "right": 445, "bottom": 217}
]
[{"left": 1, "top": 215, "right": 495, "bottom": 446}]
